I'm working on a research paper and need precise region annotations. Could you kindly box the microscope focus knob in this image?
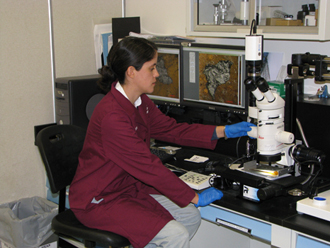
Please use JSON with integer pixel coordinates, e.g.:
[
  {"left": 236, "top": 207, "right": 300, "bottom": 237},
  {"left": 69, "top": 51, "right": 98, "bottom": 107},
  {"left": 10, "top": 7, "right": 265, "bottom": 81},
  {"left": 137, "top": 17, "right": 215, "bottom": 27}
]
[
  {"left": 275, "top": 131, "right": 294, "bottom": 144},
  {"left": 247, "top": 126, "right": 258, "bottom": 139},
  {"left": 257, "top": 184, "right": 282, "bottom": 201}
]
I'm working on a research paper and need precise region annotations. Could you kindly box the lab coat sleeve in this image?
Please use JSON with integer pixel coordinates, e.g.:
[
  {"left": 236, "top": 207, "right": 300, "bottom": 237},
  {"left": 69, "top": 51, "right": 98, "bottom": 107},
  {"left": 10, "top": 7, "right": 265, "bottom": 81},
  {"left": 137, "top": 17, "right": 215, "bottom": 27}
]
[
  {"left": 147, "top": 98, "right": 218, "bottom": 150},
  {"left": 100, "top": 111, "right": 195, "bottom": 207}
]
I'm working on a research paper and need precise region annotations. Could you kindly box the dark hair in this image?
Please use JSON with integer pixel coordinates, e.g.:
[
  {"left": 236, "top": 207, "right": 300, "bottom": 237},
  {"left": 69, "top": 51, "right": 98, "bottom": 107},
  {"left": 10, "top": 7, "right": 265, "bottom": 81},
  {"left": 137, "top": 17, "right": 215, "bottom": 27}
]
[{"left": 97, "top": 37, "right": 158, "bottom": 93}]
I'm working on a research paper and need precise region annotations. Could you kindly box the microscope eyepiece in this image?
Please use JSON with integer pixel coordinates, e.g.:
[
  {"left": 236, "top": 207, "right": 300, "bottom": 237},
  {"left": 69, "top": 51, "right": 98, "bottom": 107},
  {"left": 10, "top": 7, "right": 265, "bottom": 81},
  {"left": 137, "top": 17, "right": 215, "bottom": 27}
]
[
  {"left": 256, "top": 77, "right": 275, "bottom": 103},
  {"left": 256, "top": 78, "right": 269, "bottom": 93},
  {"left": 244, "top": 77, "right": 257, "bottom": 91}
]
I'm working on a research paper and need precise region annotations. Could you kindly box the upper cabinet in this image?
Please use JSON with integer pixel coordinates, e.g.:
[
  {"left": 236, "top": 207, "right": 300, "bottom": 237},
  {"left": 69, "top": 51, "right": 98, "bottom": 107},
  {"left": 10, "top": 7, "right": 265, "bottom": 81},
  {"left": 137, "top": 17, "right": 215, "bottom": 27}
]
[{"left": 186, "top": 0, "right": 330, "bottom": 40}]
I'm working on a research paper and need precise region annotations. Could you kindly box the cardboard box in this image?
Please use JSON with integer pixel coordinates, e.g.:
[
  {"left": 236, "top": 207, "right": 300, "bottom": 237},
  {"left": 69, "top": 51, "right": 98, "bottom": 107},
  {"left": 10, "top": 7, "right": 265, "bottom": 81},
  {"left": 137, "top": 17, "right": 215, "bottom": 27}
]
[
  {"left": 275, "top": 19, "right": 303, "bottom": 26},
  {"left": 266, "top": 18, "right": 303, "bottom": 26},
  {"left": 266, "top": 18, "right": 282, "bottom": 26}
]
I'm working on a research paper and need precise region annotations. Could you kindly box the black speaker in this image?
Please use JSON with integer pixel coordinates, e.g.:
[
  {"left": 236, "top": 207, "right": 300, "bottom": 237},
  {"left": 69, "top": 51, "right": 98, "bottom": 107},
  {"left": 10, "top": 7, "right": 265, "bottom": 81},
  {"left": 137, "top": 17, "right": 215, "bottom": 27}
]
[
  {"left": 55, "top": 75, "right": 105, "bottom": 130},
  {"left": 112, "top": 17, "right": 140, "bottom": 45}
]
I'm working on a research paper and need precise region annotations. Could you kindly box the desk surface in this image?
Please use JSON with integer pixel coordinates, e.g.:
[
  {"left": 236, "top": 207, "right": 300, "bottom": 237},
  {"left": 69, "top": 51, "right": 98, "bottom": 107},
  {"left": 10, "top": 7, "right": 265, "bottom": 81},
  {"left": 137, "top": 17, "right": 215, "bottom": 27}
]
[
  {"left": 215, "top": 189, "right": 330, "bottom": 242},
  {"left": 169, "top": 146, "right": 330, "bottom": 243}
]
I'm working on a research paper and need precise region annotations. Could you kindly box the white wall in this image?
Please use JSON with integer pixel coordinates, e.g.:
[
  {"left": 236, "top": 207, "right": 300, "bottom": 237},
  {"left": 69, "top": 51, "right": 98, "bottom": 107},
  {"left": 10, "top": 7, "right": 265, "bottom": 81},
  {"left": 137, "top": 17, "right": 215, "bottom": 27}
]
[
  {"left": 0, "top": 0, "right": 121, "bottom": 205},
  {"left": 0, "top": 0, "right": 52, "bottom": 204},
  {"left": 52, "top": 0, "right": 122, "bottom": 77},
  {"left": 126, "top": 0, "right": 187, "bottom": 36}
]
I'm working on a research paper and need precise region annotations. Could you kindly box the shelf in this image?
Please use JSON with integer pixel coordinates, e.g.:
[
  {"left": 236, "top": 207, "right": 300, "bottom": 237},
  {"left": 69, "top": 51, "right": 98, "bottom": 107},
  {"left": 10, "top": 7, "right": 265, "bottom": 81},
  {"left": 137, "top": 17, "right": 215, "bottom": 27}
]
[{"left": 187, "top": 0, "right": 330, "bottom": 41}]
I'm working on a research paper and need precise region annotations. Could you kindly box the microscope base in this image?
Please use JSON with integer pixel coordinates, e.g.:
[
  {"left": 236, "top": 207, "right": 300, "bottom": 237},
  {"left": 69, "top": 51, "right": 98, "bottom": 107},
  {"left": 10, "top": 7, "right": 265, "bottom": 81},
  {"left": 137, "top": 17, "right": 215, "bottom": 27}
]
[{"left": 239, "top": 174, "right": 305, "bottom": 202}]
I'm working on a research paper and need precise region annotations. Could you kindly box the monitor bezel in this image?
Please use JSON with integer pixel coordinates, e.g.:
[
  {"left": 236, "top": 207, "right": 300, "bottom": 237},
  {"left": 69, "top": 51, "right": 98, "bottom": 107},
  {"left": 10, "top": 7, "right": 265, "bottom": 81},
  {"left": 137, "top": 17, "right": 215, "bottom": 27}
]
[{"left": 180, "top": 43, "right": 248, "bottom": 116}]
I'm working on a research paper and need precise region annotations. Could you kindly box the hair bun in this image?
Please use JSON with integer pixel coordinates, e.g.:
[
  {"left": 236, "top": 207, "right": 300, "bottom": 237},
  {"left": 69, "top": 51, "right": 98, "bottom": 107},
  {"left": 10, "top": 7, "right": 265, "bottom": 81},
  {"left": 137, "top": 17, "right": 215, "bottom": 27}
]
[{"left": 97, "top": 65, "right": 117, "bottom": 92}]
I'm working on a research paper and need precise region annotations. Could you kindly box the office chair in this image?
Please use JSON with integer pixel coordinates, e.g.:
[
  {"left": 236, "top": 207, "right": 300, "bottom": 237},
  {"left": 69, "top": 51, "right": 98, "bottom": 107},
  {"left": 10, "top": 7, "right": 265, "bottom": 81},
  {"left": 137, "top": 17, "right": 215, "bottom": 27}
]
[{"left": 36, "top": 124, "right": 130, "bottom": 248}]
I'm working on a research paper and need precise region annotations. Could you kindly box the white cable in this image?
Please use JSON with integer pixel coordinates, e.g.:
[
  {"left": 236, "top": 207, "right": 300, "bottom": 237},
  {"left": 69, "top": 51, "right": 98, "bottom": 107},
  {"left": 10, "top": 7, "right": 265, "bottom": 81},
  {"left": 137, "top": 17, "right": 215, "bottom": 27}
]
[{"left": 296, "top": 118, "right": 309, "bottom": 148}]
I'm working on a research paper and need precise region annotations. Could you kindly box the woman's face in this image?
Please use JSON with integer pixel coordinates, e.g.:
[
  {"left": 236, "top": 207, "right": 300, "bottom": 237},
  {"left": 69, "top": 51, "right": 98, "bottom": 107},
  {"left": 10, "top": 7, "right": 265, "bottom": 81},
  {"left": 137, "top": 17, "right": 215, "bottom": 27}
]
[{"left": 133, "top": 52, "right": 159, "bottom": 95}]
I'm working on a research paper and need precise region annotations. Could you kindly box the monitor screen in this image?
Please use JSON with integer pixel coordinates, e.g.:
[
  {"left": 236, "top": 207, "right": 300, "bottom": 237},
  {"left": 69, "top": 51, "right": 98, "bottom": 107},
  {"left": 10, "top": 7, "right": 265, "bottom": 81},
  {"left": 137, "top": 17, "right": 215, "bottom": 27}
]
[
  {"left": 181, "top": 43, "right": 247, "bottom": 115},
  {"left": 148, "top": 44, "right": 181, "bottom": 107}
]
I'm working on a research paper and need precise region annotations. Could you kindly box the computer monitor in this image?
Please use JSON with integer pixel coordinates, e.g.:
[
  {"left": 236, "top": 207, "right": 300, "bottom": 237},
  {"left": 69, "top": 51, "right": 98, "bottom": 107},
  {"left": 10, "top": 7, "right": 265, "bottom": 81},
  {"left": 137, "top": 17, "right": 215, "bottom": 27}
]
[
  {"left": 148, "top": 43, "right": 181, "bottom": 107},
  {"left": 181, "top": 43, "right": 248, "bottom": 115}
]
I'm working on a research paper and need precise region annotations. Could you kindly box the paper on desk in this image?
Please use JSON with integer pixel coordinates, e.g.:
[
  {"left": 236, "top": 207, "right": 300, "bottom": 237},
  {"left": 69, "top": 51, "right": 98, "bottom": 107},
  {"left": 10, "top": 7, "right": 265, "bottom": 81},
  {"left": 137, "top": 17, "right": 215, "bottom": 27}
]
[
  {"left": 129, "top": 31, "right": 154, "bottom": 39},
  {"left": 230, "top": 164, "right": 242, "bottom": 170},
  {"left": 184, "top": 155, "right": 209, "bottom": 163},
  {"left": 159, "top": 146, "right": 181, "bottom": 151}
]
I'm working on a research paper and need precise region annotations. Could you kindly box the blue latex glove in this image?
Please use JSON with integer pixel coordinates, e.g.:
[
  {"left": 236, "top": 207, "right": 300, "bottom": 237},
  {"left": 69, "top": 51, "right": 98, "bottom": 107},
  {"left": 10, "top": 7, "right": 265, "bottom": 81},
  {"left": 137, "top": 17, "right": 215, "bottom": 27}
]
[
  {"left": 194, "top": 187, "right": 223, "bottom": 207},
  {"left": 225, "top": 121, "right": 255, "bottom": 138}
]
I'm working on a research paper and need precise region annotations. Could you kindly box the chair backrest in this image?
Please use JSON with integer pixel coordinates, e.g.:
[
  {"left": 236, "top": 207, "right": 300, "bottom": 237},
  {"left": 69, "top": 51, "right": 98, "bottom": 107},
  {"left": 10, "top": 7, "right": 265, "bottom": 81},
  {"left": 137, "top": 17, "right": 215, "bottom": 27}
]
[{"left": 36, "top": 125, "right": 86, "bottom": 194}]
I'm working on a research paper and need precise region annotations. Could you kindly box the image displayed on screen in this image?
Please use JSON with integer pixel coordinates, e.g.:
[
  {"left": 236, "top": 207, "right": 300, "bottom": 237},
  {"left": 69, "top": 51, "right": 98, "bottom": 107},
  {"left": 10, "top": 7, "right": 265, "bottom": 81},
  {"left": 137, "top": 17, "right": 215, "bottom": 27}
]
[
  {"left": 199, "top": 53, "right": 240, "bottom": 105},
  {"left": 149, "top": 52, "right": 179, "bottom": 100},
  {"left": 182, "top": 45, "right": 246, "bottom": 113}
]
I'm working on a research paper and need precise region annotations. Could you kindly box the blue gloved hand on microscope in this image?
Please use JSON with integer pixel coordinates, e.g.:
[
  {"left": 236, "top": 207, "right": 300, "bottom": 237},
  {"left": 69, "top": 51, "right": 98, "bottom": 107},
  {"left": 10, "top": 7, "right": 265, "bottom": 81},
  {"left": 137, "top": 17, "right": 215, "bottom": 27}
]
[
  {"left": 224, "top": 121, "right": 256, "bottom": 139},
  {"left": 194, "top": 187, "right": 223, "bottom": 207}
]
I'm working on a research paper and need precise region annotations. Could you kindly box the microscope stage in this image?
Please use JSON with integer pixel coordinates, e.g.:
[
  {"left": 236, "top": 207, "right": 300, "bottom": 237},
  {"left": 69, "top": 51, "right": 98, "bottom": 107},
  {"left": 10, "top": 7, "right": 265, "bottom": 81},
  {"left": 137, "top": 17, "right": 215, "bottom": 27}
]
[{"left": 240, "top": 162, "right": 291, "bottom": 180}]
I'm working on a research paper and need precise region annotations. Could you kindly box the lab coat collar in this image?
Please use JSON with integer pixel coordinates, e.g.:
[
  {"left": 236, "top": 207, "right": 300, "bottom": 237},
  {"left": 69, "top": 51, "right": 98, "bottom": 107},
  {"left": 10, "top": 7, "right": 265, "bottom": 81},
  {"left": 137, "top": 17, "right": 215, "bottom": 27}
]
[
  {"left": 111, "top": 82, "right": 147, "bottom": 126},
  {"left": 115, "top": 82, "right": 142, "bottom": 108}
]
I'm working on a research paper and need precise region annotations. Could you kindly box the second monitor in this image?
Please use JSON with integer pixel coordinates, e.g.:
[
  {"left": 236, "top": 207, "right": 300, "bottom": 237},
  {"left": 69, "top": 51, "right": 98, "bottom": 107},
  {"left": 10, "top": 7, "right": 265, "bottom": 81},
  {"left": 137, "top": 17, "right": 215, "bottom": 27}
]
[
  {"left": 181, "top": 43, "right": 247, "bottom": 115},
  {"left": 148, "top": 43, "right": 181, "bottom": 107}
]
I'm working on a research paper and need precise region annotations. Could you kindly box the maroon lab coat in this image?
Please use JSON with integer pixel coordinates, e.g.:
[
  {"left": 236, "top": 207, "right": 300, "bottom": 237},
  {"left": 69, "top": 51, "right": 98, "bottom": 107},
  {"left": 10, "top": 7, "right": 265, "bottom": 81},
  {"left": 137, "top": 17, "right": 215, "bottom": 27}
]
[{"left": 69, "top": 82, "right": 217, "bottom": 248}]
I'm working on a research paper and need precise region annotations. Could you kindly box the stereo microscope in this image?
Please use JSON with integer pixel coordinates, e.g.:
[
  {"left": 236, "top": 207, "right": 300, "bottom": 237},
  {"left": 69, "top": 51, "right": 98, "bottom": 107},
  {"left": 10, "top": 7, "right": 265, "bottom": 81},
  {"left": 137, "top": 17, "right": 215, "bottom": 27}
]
[{"left": 215, "top": 21, "right": 326, "bottom": 202}]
